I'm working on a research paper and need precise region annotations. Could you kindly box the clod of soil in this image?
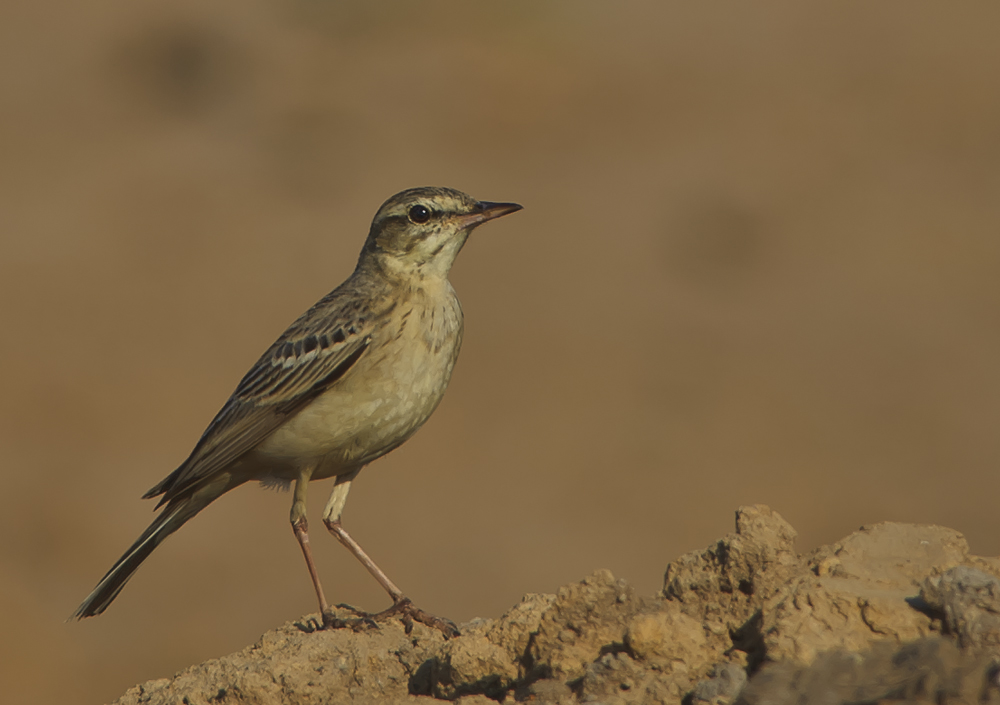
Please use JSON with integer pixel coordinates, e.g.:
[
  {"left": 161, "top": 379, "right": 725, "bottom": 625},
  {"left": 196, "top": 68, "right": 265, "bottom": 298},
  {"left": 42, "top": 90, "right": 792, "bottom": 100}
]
[{"left": 112, "top": 505, "right": 1000, "bottom": 705}]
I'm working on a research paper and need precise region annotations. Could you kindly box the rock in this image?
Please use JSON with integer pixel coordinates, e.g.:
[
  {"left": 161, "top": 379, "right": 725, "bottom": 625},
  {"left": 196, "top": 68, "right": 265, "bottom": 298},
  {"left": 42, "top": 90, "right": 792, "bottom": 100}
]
[
  {"left": 112, "top": 610, "right": 447, "bottom": 705},
  {"left": 486, "top": 592, "right": 556, "bottom": 665},
  {"left": 691, "top": 663, "right": 748, "bottom": 704},
  {"left": 527, "top": 569, "right": 638, "bottom": 682},
  {"left": 578, "top": 650, "right": 686, "bottom": 705},
  {"left": 110, "top": 506, "right": 1000, "bottom": 705},
  {"left": 430, "top": 593, "right": 555, "bottom": 699},
  {"left": 622, "top": 603, "right": 716, "bottom": 695},
  {"left": 432, "top": 634, "right": 517, "bottom": 699},
  {"left": 453, "top": 695, "right": 497, "bottom": 705},
  {"left": 760, "top": 575, "right": 934, "bottom": 664},
  {"left": 736, "top": 637, "right": 997, "bottom": 705},
  {"left": 760, "top": 521, "right": 970, "bottom": 665},
  {"left": 811, "top": 522, "right": 968, "bottom": 585},
  {"left": 663, "top": 505, "right": 800, "bottom": 653},
  {"left": 922, "top": 566, "right": 1000, "bottom": 649},
  {"left": 514, "top": 678, "right": 575, "bottom": 705},
  {"left": 625, "top": 607, "right": 708, "bottom": 666}
]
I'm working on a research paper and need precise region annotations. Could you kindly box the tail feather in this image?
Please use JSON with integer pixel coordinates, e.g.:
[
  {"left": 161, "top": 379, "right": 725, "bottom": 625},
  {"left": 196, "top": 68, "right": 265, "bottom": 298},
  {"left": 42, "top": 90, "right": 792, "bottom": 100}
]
[
  {"left": 72, "top": 501, "right": 189, "bottom": 619},
  {"left": 72, "top": 475, "right": 236, "bottom": 619}
]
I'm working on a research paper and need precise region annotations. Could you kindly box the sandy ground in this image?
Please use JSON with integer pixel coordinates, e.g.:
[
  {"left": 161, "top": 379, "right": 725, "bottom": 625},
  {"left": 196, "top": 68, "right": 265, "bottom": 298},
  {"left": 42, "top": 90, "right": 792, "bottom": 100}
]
[{"left": 1, "top": 2, "right": 999, "bottom": 703}]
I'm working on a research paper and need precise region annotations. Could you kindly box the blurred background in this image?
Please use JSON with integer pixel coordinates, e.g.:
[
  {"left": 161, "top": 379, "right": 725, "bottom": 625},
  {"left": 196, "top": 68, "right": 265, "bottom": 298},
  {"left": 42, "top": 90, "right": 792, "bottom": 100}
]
[{"left": 2, "top": 1, "right": 1000, "bottom": 702}]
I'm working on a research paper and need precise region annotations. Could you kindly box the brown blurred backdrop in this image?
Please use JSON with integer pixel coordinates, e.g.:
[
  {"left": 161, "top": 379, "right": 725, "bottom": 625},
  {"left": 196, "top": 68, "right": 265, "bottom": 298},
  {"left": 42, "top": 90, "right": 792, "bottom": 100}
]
[{"left": 2, "top": 1, "right": 1000, "bottom": 702}]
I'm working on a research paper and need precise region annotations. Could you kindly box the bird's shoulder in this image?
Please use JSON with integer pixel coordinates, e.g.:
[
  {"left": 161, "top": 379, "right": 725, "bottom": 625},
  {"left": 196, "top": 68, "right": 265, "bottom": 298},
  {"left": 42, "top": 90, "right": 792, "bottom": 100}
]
[{"left": 232, "top": 277, "right": 393, "bottom": 402}]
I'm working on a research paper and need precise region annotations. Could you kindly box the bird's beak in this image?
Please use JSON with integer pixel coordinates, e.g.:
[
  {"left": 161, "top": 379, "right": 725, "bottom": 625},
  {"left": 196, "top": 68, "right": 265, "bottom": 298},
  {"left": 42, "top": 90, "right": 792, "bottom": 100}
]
[{"left": 456, "top": 201, "right": 523, "bottom": 230}]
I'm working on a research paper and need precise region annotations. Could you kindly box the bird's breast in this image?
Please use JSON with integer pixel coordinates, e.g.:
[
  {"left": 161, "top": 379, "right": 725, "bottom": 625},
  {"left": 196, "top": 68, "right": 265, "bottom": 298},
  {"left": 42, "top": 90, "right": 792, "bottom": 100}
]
[{"left": 255, "top": 283, "right": 464, "bottom": 476}]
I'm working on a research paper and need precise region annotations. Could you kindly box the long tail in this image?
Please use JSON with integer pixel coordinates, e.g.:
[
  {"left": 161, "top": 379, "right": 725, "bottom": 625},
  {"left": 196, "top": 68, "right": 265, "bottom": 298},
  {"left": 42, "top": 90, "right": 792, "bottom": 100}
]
[{"left": 72, "top": 476, "right": 238, "bottom": 619}]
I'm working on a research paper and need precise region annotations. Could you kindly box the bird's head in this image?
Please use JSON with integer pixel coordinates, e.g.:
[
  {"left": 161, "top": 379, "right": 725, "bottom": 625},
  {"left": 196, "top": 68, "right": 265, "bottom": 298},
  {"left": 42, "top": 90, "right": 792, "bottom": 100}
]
[{"left": 360, "top": 187, "right": 522, "bottom": 280}]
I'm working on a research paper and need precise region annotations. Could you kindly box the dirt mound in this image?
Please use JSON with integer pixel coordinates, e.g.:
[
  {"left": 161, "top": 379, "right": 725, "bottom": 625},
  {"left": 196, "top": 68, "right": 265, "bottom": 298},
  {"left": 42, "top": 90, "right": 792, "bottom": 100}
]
[{"left": 112, "top": 506, "right": 1000, "bottom": 705}]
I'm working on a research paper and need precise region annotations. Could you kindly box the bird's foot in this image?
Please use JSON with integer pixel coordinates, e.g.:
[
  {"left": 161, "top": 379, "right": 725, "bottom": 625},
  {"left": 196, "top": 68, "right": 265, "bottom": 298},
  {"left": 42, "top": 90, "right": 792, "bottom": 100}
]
[
  {"left": 332, "top": 602, "right": 369, "bottom": 618},
  {"left": 317, "top": 599, "right": 459, "bottom": 638},
  {"left": 319, "top": 607, "right": 377, "bottom": 632},
  {"left": 373, "top": 598, "right": 460, "bottom": 638}
]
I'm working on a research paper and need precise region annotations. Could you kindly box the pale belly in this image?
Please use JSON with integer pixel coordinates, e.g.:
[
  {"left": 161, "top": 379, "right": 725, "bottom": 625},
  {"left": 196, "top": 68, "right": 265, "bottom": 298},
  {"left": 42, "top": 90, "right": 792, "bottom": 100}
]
[{"left": 251, "top": 290, "right": 463, "bottom": 479}]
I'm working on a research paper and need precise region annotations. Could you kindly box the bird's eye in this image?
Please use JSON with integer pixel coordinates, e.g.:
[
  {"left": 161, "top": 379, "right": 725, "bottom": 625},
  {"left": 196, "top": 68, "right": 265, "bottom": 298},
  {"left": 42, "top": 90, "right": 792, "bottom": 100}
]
[{"left": 408, "top": 205, "right": 432, "bottom": 224}]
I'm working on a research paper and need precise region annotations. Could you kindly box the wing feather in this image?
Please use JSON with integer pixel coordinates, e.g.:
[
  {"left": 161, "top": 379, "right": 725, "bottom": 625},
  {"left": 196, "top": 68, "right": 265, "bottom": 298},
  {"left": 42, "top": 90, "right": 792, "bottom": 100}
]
[{"left": 145, "top": 304, "right": 375, "bottom": 505}]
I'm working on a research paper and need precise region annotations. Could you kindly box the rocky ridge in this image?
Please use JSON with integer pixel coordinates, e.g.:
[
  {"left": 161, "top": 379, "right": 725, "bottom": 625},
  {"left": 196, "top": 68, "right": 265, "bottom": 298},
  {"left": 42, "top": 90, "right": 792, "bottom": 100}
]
[{"left": 114, "top": 506, "right": 1000, "bottom": 704}]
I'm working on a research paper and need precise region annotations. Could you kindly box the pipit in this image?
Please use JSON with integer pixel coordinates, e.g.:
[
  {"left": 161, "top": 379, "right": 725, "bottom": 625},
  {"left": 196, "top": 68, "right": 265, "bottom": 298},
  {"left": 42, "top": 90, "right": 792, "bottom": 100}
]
[{"left": 72, "top": 186, "right": 522, "bottom": 634}]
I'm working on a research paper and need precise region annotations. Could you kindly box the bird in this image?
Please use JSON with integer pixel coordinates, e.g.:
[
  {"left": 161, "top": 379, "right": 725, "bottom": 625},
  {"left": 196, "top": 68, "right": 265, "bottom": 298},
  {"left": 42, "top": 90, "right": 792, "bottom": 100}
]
[{"left": 72, "top": 186, "right": 522, "bottom": 634}]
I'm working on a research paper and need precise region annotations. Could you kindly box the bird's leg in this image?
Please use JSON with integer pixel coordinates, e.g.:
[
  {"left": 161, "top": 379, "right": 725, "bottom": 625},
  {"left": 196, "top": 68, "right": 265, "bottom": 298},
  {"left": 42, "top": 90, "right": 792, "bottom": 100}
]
[
  {"left": 323, "top": 519, "right": 406, "bottom": 602},
  {"left": 321, "top": 470, "right": 403, "bottom": 601},
  {"left": 321, "top": 474, "right": 458, "bottom": 637},
  {"left": 290, "top": 469, "right": 330, "bottom": 621}
]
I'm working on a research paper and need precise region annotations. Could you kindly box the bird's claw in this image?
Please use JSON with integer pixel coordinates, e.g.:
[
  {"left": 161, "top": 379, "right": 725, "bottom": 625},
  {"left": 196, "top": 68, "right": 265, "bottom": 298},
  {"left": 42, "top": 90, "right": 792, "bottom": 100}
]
[
  {"left": 320, "top": 609, "right": 378, "bottom": 632},
  {"left": 317, "top": 599, "right": 459, "bottom": 638},
  {"left": 374, "top": 598, "right": 460, "bottom": 638}
]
